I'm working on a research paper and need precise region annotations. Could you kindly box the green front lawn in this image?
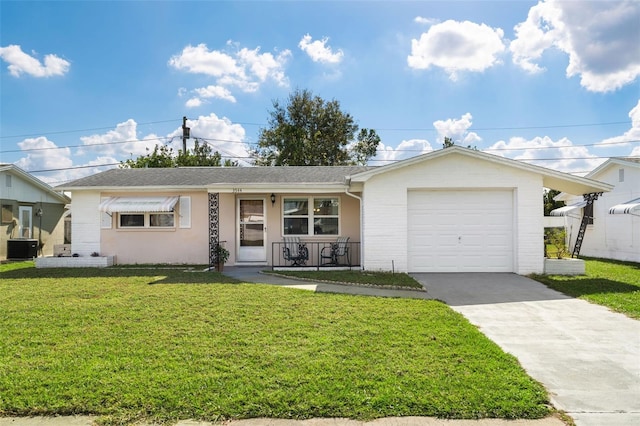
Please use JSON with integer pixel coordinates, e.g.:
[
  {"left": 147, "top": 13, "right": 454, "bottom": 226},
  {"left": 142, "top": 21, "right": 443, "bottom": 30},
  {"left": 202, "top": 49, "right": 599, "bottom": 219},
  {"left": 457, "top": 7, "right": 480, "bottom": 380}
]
[
  {"left": 0, "top": 263, "right": 550, "bottom": 425},
  {"left": 531, "top": 258, "right": 640, "bottom": 319}
]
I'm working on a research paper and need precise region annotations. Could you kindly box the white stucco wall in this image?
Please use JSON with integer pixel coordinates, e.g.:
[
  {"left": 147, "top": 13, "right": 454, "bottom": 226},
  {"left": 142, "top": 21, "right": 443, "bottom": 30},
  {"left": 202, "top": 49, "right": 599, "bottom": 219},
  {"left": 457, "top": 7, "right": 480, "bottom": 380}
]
[
  {"left": 360, "top": 153, "right": 545, "bottom": 274},
  {"left": 565, "top": 164, "right": 640, "bottom": 262},
  {"left": 70, "top": 191, "right": 102, "bottom": 257}
]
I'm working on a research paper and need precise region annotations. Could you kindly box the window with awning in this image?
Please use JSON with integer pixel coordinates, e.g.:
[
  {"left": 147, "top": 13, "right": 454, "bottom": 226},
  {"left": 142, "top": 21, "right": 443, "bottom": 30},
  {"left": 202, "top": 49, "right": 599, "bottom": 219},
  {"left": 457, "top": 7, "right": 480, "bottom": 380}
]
[
  {"left": 99, "top": 196, "right": 179, "bottom": 213},
  {"left": 609, "top": 198, "right": 640, "bottom": 216},
  {"left": 549, "top": 201, "right": 587, "bottom": 217}
]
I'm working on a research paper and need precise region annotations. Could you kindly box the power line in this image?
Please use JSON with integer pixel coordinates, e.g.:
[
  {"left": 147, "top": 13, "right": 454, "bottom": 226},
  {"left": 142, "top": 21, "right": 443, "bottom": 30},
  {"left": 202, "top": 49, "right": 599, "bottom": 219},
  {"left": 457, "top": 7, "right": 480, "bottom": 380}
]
[
  {"left": 5, "top": 134, "right": 638, "bottom": 155},
  {"left": 1, "top": 118, "right": 631, "bottom": 140},
  {"left": 0, "top": 118, "right": 182, "bottom": 139},
  {"left": 26, "top": 154, "right": 640, "bottom": 175},
  {"left": 28, "top": 162, "right": 122, "bottom": 173},
  {"left": 0, "top": 136, "right": 174, "bottom": 154},
  {"left": 374, "top": 121, "right": 630, "bottom": 132}
]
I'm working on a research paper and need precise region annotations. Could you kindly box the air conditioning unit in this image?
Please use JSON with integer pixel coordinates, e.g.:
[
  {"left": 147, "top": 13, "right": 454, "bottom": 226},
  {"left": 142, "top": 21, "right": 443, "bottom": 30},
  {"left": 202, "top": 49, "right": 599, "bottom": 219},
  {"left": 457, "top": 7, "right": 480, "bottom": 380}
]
[{"left": 7, "top": 239, "right": 38, "bottom": 259}]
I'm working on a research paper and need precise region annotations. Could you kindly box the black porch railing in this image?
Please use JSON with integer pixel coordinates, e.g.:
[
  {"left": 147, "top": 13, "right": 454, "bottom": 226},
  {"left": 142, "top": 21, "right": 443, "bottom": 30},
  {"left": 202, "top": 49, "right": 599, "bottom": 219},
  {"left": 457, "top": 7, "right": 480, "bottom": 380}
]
[{"left": 271, "top": 241, "right": 360, "bottom": 270}]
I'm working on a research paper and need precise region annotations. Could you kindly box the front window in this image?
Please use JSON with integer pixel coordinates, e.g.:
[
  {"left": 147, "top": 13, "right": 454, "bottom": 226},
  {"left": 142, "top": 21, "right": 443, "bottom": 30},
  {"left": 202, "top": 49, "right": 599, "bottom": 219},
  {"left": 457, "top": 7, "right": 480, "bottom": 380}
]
[
  {"left": 119, "top": 212, "right": 174, "bottom": 228},
  {"left": 283, "top": 198, "right": 308, "bottom": 235},
  {"left": 120, "top": 214, "right": 144, "bottom": 227},
  {"left": 150, "top": 213, "right": 174, "bottom": 227},
  {"left": 283, "top": 197, "right": 339, "bottom": 236}
]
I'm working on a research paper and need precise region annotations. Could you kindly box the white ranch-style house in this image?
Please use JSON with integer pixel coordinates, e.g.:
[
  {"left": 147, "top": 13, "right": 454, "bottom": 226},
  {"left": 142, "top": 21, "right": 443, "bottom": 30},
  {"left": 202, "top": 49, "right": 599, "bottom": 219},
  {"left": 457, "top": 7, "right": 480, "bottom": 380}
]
[{"left": 56, "top": 147, "right": 613, "bottom": 274}]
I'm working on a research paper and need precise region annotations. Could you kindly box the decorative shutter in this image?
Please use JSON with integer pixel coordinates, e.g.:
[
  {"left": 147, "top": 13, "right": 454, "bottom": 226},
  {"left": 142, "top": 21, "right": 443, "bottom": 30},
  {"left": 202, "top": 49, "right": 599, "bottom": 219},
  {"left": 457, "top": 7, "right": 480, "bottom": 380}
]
[
  {"left": 179, "top": 196, "right": 191, "bottom": 228},
  {"left": 100, "top": 198, "right": 112, "bottom": 229}
]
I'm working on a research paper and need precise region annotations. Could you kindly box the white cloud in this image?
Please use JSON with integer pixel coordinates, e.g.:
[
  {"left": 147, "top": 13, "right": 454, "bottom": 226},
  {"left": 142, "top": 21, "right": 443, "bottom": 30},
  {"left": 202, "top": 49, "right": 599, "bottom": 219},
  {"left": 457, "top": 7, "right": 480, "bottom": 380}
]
[
  {"left": 14, "top": 137, "right": 73, "bottom": 173},
  {"left": 414, "top": 16, "right": 438, "bottom": 25},
  {"left": 597, "top": 100, "right": 640, "bottom": 149},
  {"left": 510, "top": 0, "right": 640, "bottom": 92},
  {"left": 631, "top": 146, "right": 640, "bottom": 157},
  {"left": 487, "top": 136, "right": 602, "bottom": 174},
  {"left": 13, "top": 136, "right": 120, "bottom": 184},
  {"left": 168, "top": 43, "right": 290, "bottom": 100},
  {"left": 195, "top": 85, "right": 235, "bottom": 102},
  {"left": 0, "top": 45, "right": 70, "bottom": 77},
  {"left": 170, "top": 113, "right": 250, "bottom": 165},
  {"left": 299, "top": 34, "right": 344, "bottom": 64},
  {"left": 433, "top": 113, "right": 482, "bottom": 145},
  {"left": 373, "top": 139, "right": 434, "bottom": 165},
  {"left": 407, "top": 20, "right": 506, "bottom": 80},
  {"left": 237, "top": 47, "right": 291, "bottom": 86},
  {"left": 185, "top": 97, "right": 203, "bottom": 108},
  {"left": 168, "top": 43, "right": 240, "bottom": 76},
  {"left": 186, "top": 85, "right": 237, "bottom": 108},
  {"left": 78, "top": 119, "right": 160, "bottom": 158}
]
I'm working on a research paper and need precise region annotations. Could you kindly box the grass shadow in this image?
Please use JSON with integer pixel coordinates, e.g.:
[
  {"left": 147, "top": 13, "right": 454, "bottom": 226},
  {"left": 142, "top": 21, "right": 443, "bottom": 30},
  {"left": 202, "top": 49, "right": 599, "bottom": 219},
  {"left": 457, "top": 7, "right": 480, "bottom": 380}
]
[
  {"left": 580, "top": 256, "right": 640, "bottom": 269},
  {"left": 0, "top": 265, "right": 241, "bottom": 285},
  {"left": 531, "top": 276, "right": 640, "bottom": 297},
  {"left": 148, "top": 272, "right": 240, "bottom": 285}
]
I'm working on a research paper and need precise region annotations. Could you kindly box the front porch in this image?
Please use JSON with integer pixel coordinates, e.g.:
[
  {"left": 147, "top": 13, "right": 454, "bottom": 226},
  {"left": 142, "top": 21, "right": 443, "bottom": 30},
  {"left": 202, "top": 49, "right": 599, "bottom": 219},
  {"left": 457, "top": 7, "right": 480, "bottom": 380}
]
[{"left": 270, "top": 240, "right": 361, "bottom": 271}]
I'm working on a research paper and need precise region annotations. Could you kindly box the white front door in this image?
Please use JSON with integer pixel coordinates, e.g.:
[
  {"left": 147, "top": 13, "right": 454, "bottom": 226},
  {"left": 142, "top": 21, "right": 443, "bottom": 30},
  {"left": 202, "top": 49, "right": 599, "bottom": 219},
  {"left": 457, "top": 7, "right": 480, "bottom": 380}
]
[
  {"left": 237, "top": 198, "right": 267, "bottom": 262},
  {"left": 18, "top": 206, "right": 33, "bottom": 239}
]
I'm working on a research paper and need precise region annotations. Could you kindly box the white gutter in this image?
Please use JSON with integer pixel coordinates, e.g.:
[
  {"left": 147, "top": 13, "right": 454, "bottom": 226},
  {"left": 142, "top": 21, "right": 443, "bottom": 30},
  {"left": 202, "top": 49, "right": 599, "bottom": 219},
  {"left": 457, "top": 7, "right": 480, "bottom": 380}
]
[{"left": 344, "top": 179, "right": 364, "bottom": 270}]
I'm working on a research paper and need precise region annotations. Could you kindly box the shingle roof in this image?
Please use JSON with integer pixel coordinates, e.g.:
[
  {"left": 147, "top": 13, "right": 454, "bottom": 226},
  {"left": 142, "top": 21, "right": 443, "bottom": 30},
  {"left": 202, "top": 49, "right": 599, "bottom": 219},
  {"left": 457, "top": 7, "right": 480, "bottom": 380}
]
[
  {"left": 616, "top": 157, "right": 640, "bottom": 164},
  {"left": 58, "top": 166, "right": 374, "bottom": 189}
]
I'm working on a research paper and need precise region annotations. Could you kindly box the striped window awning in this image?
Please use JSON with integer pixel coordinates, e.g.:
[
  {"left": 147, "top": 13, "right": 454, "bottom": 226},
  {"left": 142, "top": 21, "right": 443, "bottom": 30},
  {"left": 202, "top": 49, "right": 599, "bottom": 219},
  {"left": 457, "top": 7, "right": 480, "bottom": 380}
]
[
  {"left": 549, "top": 201, "right": 587, "bottom": 217},
  {"left": 99, "top": 196, "right": 179, "bottom": 213},
  {"left": 609, "top": 198, "right": 640, "bottom": 216}
]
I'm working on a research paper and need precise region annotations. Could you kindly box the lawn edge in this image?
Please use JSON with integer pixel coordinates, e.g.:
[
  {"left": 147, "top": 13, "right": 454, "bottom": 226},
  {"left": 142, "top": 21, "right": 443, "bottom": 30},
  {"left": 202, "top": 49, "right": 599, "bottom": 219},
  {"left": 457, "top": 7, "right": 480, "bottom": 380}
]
[{"left": 260, "top": 271, "right": 426, "bottom": 292}]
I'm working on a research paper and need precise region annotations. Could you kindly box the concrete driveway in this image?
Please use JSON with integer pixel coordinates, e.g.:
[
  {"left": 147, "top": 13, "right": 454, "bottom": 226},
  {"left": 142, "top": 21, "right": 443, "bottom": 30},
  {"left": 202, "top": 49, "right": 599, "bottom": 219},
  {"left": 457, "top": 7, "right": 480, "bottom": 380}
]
[{"left": 412, "top": 273, "right": 640, "bottom": 426}]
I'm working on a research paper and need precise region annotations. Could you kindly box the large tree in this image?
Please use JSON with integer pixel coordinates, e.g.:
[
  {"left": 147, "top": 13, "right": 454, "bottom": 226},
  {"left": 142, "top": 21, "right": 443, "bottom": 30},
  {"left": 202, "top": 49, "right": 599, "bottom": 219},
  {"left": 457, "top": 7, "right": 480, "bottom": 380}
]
[
  {"left": 543, "top": 189, "right": 565, "bottom": 216},
  {"left": 252, "top": 89, "right": 381, "bottom": 166},
  {"left": 120, "top": 139, "right": 237, "bottom": 168}
]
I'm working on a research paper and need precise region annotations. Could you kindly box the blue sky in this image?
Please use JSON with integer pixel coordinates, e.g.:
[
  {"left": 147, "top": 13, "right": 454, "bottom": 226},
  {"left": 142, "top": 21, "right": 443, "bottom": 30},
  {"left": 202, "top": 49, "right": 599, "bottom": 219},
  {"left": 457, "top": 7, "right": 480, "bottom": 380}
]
[{"left": 1, "top": 0, "right": 639, "bottom": 185}]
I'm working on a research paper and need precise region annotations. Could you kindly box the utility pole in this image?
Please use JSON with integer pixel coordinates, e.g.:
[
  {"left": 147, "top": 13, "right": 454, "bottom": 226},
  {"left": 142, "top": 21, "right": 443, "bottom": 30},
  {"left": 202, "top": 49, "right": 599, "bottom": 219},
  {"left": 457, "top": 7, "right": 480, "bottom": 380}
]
[{"left": 182, "top": 116, "right": 190, "bottom": 153}]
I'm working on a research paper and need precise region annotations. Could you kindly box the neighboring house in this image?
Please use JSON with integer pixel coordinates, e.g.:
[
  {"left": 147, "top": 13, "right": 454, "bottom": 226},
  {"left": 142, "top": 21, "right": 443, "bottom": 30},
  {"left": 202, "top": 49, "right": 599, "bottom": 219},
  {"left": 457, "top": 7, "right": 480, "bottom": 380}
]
[
  {"left": 0, "top": 164, "right": 70, "bottom": 260},
  {"left": 57, "top": 147, "right": 611, "bottom": 274},
  {"left": 554, "top": 158, "right": 640, "bottom": 262}
]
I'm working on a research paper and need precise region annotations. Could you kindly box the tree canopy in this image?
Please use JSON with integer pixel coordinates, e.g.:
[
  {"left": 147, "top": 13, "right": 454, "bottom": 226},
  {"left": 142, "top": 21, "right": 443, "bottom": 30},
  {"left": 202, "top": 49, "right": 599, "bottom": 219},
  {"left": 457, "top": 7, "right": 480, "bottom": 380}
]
[
  {"left": 544, "top": 189, "right": 565, "bottom": 216},
  {"left": 442, "top": 136, "right": 455, "bottom": 148},
  {"left": 252, "top": 89, "right": 381, "bottom": 166},
  {"left": 120, "top": 139, "right": 237, "bottom": 168}
]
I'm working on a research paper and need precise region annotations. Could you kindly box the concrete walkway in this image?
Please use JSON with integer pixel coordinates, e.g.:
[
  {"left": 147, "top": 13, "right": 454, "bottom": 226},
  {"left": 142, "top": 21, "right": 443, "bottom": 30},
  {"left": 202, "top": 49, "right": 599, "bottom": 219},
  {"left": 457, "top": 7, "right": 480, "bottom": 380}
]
[
  {"left": 222, "top": 266, "right": 431, "bottom": 299},
  {"left": 412, "top": 273, "right": 640, "bottom": 426}
]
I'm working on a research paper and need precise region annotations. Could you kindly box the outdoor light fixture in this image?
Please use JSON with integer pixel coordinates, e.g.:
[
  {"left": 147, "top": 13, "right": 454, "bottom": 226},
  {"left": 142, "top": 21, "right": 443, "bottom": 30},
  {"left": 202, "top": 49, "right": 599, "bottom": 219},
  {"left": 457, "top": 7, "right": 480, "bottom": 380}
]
[
  {"left": 270, "top": 193, "right": 276, "bottom": 206},
  {"left": 35, "top": 208, "right": 43, "bottom": 217}
]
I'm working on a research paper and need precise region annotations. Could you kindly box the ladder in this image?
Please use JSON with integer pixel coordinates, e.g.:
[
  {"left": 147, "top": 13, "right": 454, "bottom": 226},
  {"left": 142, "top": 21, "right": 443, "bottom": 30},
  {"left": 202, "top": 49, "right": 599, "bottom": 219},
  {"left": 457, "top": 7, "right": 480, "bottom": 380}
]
[{"left": 571, "top": 193, "right": 601, "bottom": 258}]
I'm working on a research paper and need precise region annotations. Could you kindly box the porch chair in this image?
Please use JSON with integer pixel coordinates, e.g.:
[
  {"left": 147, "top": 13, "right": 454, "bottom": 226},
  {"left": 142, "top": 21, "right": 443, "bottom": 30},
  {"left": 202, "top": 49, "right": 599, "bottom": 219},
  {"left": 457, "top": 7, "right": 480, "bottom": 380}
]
[
  {"left": 282, "top": 236, "right": 309, "bottom": 266},
  {"left": 321, "top": 236, "right": 350, "bottom": 266}
]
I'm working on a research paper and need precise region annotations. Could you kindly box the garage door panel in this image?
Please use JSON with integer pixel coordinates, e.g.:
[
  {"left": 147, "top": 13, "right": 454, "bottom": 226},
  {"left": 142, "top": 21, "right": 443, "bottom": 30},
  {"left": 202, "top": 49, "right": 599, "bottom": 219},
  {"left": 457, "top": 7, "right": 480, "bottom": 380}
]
[{"left": 408, "top": 190, "right": 514, "bottom": 273}]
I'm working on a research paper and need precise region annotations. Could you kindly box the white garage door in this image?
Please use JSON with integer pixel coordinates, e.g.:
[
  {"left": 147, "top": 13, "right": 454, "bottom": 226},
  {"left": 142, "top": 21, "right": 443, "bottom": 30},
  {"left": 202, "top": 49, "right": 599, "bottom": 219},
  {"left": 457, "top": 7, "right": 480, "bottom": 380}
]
[{"left": 408, "top": 190, "right": 514, "bottom": 272}]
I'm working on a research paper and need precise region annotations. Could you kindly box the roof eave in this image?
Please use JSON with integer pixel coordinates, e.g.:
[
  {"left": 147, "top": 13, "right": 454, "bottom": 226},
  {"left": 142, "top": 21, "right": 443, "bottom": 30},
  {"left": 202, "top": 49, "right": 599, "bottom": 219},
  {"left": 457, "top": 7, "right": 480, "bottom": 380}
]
[
  {"left": 206, "top": 182, "right": 350, "bottom": 193},
  {"left": 586, "top": 157, "right": 640, "bottom": 179},
  {"left": 58, "top": 185, "right": 208, "bottom": 192},
  {"left": 351, "top": 146, "right": 612, "bottom": 195},
  {"left": 2, "top": 165, "right": 71, "bottom": 204}
]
